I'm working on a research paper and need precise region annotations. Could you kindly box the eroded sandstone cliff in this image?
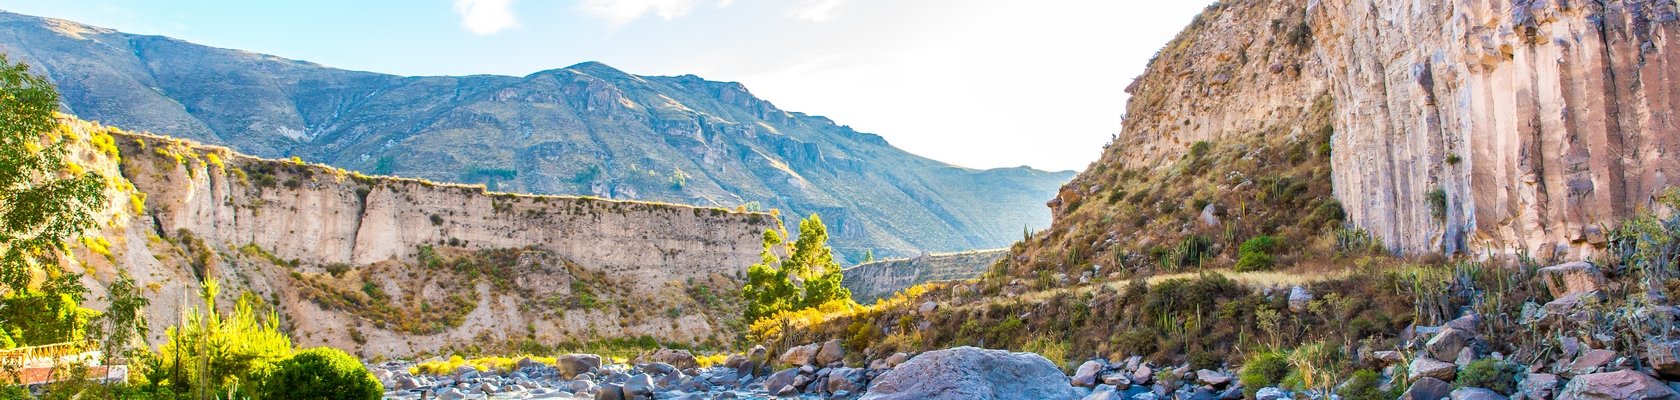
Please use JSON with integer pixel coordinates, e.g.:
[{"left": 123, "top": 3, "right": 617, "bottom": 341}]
[
  {"left": 66, "top": 118, "right": 776, "bottom": 356},
  {"left": 840, "top": 249, "right": 1007, "bottom": 302}
]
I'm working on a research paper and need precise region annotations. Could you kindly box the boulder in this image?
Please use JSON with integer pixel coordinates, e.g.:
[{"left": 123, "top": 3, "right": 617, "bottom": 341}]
[
  {"left": 1409, "top": 356, "right": 1457, "bottom": 382},
  {"left": 1073, "top": 360, "right": 1106, "bottom": 387},
  {"left": 817, "top": 339, "right": 846, "bottom": 366},
  {"left": 557, "top": 354, "right": 603, "bottom": 379},
  {"left": 1559, "top": 370, "right": 1679, "bottom": 400},
  {"left": 764, "top": 367, "right": 800, "bottom": 394},
  {"left": 1449, "top": 387, "right": 1505, "bottom": 400},
  {"left": 1083, "top": 384, "right": 1121, "bottom": 400},
  {"left": 1100, "top": 372, "right": 1131, "bottom": 387},
  {"left": 1650, "top": 341, "right": 1680, "bottom": 378},
  {"left": 860, "top": 346, "right": 1083, "bottom": 400},
  {"left": 827, "top": 367, "right": 866, "bottom": 394},
  {"left": 1401, "top": 377, "right": 1452, "bottom": 400},
  {"left": 1569, "top": 349, "right": 1617, "bottom": 376},
  {"left": 594, "top": 382, "right": 625, "bottom": 400},
  {"left": 644, "top": 349, "right": 699, "bottom": 371},
  {"left": 1132, "top": 364, "right": 1154, "bottom": 385},
  {"left": 781, "top": 343, "right": 821, "bottom": 367},
  {"left": 1538, "top": 261, "right": 1607, "bottom": 298},
  {"left": 1196, "top": 369, "right": 1231, "bottom": 387},
  {"left": 919, "top": 301, "right": 939, "bottom": 314},
  {"left": 1520, "top": 373, "right": 1559, "bottom": 400},
  {"left": 1254, "top": 387, "right": 1288, "bottom": 400},
  {"left": 1427, "top": 327, "right": 1475, "bottom": 361},
  {"left": 1288, "top": 286, "right": 1313, "bottom": 313}
]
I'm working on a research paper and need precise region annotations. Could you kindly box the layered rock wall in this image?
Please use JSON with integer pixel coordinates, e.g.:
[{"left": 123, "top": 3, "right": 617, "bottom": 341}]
[
  {"left": 841, "top": 249, "right": 1007, "bottom": 302},
  {"left": 1316, "top": 0, "right": 1680, "bottom": 258}
]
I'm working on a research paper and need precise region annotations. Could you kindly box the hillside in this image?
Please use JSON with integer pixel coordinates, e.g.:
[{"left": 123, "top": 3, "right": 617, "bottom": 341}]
[
  {"left": 0, "top": 11, "right": 1074, "bottom": 263},
  {"left": 60, "top": 116, "right": 777, "bottom": 357}
]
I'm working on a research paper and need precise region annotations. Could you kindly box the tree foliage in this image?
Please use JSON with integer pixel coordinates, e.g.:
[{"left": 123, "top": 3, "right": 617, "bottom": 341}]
[
  {"left": 135, "top": 280, "right": 295, "bottom": 399},
  {"left": 257, "top": 347, "right": 382, "bottom": 400},
  {"left": 741, "top": 214, "right": 854, "bottom": 324}
]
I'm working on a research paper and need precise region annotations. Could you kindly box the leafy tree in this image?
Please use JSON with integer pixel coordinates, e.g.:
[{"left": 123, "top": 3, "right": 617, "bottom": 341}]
[
  {"left": 257, "top": 347, "right": 382, "bottom": 400},
  {"left": 740, "top": 214, "right": 853, "bottom": 324},
  {"left": 138, "top": 280, "right": 294, "bottom": 399},
  {"left": 0, "top": 54, "right": 107, "bottom": 349}
]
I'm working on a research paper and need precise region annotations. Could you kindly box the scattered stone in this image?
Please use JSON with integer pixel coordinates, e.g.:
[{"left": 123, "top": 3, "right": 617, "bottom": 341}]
[
  {"left": 621, "top": 373, "right": 653, "bottom": 398},
  {"left": 1073, "top": 360, "right": 1106, "bottom": 387},
  {"left": 1410, "top": 356, "right": 1457, "bottom": 382},
  {"left": 644, "top": 349, "right": 699, "bottom": 371},
  {"left": 1132, "top": 365, "right": 1154, "bottom": 385},
  {"left": 1083, "top": 384, "right": 1121, "bottom": 400},
  {"left": 781, "top": 343, "right": 821, "bottom": 367},
  {"left": 557, "top": 354, "right": 603, "bottom": 379},
  {"left": 1521, "top": 373, "right": 1559, "bottom": 400},
  {"left": 1650, "top": 341, "right": 1680, "bottom": 378},
  {"left": 827, "top": 367, "right": 865, "bottom": 394},
  {"left": 817, "top": 339, "right": 846, "bottom": 366},
  {"left": 1400, "top": 377, "right": 1452, "bottom": 400},
  {"left": 1195, "top": 369, "right": 1231, "bottom": 387},
  {"left": 1449, "top": 387, "right": 1504, "bottom": 400},
  {"left": 1254, "top": 387, "right": 1288, "bottom": 400},
  {"left": 1559, "top": 370, "right": 1679, "bottom": 400},
  {"left": 1288, "top": 286, "right": 1313, "bottom": 313},
  {"left": 919, "top": 301, "right": 939, "bottom": 314},
  {"left": 1100, "top": 372, "right": 1131, "bottom": 387},
  {"left": 1570, "top": 349, "right": 1617, "bottom": 376},
  {"left": 764, "top": 367, "right": 800, "bottom": 394},
  {"left": 1370, "top": 350, "right": 1404, "bottom": 366},
  {"left": 595, "top": 382, "right": 625, "bottom": 400},
  {"left": 1538, "top": 261, "right": 1607, "bottom": 298},
  {"left": 861, "top": 346, "right": 1082, "bottom": 400},
  {"left": 1427, "top": 327, "right": 1474, "bottom": 361}
]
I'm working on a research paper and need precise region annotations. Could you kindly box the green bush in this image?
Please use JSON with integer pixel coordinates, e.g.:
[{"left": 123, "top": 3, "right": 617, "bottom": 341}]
[
  {"left": 1339, "top": 369, "right": 1385, "bottom": 400},
  {"left": 1456, "top": 359, "right": 1520, "bottom": 395},
  {"left": 1239, "top": 350, "right": 1290, "bottom": 399},
  {"left": 258, "top": 347, "right": 382, "bottom": 400},
  {"left": 1234, "top": 236, "right": 1281, "bottom": 272}
]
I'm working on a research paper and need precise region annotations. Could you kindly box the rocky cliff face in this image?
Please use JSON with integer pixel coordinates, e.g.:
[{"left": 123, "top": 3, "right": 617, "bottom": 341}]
[
  {"left": 840, "top": 249, "right": 1007, "bottom": 302},
  {"left": 1315, "top": 0, "right": 1680, "bottom": 259},
  {"left": 66, "top": 118, "right": 775, "bottom": 356},
  {"left": 0, "top": 11, "right": 1073, "bottom": 263}
]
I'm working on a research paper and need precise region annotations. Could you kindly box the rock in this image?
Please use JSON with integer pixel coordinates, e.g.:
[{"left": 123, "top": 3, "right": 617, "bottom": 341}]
[
  {"left": 919, "top": 301, "right": 939, "bottom": 314},
  {"left": 1401, "top": 377, "right": 1452, "bottom": 400},
  {"left": 1521, "top": 373, "right": 1560, "bottom": 400},
  {"left": 1254, "top": 387, "right": 1288, "bottom": 400},
  {"left": 781, "top": 343, "right": 821, "bottom": 367},
  {"left": 1651, "top": 341, "right": 1680, "bottom": 378},
  {"left": 595, "top": 382, "right": 625, "bottom": 400},
  {"left": 1559, "top": 370, "right": 1679, "bottom": 400},
  {"left": 1196, "top": 369, "right": 1231, "bottom": 387},
  {"left": 1570, "top": 349, "right": 1617, "bottom": 376},
  {"left": 1132, "top": 365, "right": 1153, "bottom": 385},
  {"left": 516, "top": 356, "right": 544, "bottom": 371},
  {"left": 764, "top": 367, "right": 800, "bottom": 394},
  {"left": 723, "top": 354, "right": 748, "bottom": 369},
  {"left": 774, "top": 383, "right": 799, "bottom": 396},
  {"left": 1538, "top": 261, "right": 1607, "bottom": 298},
  {"left": 645, "top": 349, "right": 699, "bottom": 371},
  {"left": 394, "top": 375, "right": 420, "bottom": 390},
  {"left": 1370, "top": 350, "right": 1404, "bottom": 366},
  {"left": 1427, "top": 327, "right": 1475, "bottom": 361},
  {"left": 827, "top": 367, "right": 865, "bottom": 394},
  {"left": 748, "top": 345, "right": 768, "bottom": 362},
  {"left": 557, "top": 354, "right": 603, "bottom": 379},
  {"left": 1101, "top": 372, "right": 1131, "bottom": 387},
  {"left": 861, "top": 346, "right": 1083, "bottom": 400},
  {"left": 1449, "top": 387, "right": 1504, "bottom": 400},
  {"left": 1410, "top": 356, "right": 1457, "bottom": 382},
  {"left": 1199, "top": 204, "right": 1220, "bottom": 226},
  {"left": 621, "top": 373, "right": 653, "bottom": 398},
  {"left": 817, "top": 339, "right": 846, "bottom": 366},
  {"left": 1444, "top": 313, "right": 1482, "bottom": 333},
  {"left": 1083, "top": 384, "right": 1121, "bottom": 400},
  {"left": 1073, "top": 360, "right": 1106, "bottom": 387},
  {"left": 1287, "top": 286, "right": 1313, "bottom": 313}
]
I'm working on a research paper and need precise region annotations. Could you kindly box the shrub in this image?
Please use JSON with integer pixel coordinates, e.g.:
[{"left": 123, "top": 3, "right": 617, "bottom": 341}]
[
  {"left": 1339, "top": 369, "right": 1385, "bottom": 400},
  {"left": 1235, "top": 236, "right": 1280, "bottom": 272},
  {"left": 1426, "top": 188, "right": 1448, "bottom": 221},
  {"left": 1239, "top": 350, "right": 1290, "bottom": 399},
  {"left": 258, "top": 347, "right": 382, "bottom": 400},
  {"left": 1456, "top": 359, "right": 1520, "bottom": 395}
]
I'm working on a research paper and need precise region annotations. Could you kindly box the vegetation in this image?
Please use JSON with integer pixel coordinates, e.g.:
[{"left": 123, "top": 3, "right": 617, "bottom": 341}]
[
  {"left": 1233, "top": 235, "right": 1280, "bottom": 272},
  {"left": 741, "top": 213, "right": 853, "bottom": 325},
  {"left": 1456, "top": 358, "right": 1520, "bottom": 395},
  {"left": 1238, "top": 350, "right": 1289, "bottom": 399},
  {"left": 257, "top": 347, "right": 382, "bottom": 400},
  {"left": 131, "top": 280, "right": 294, "bottom": 398}
]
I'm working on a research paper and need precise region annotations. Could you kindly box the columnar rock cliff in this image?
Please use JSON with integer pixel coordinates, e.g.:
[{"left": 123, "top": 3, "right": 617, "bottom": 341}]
[
  {"left": 67, "top": 118, "right": 776, "bottom": 356},
  {"left": 1315, "top": 0, "right": 1680, "bottom": 259},
  {"left": 840, "top": 249, "right": 1007, "bottom": 302}
]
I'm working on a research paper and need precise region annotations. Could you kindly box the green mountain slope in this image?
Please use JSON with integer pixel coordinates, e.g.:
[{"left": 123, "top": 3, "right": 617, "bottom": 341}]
[{"left": 0, "top": 11, "right": 1074, "bottom": 262}]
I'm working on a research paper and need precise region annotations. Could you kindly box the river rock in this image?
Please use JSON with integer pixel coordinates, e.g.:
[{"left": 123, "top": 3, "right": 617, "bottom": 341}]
[
  {"left": 781, "top": 343, "right": 821, "bottom": 367},
  {"left": 1426, "top": 327, "right": 1474, "bottom": 361},
  {"left": 1520, "top": 373, "right": 1559, "bottom": 399},
  {"left": 1449, "top": 387, "right": 1504, "bottom": 400},
  {"left": 644, "top": 349, "right": 699, "bottom": 371},
  {"left": 557, "top": 354, "right": 603, "bottom": 379},
  {"left": 861, "top": 346, "right": 1082, "bottom": 400},
  {"left": 1410, "top": 356, "right": 1457, "bottom": 382},
  {"left": 1559, "top": 370, "right": 1679, "bottom": 400},
  {"left": 764, "top": 367, "right": 800, "bottom": 394},
  {"left": 1401, "top": 377, "right": 1452, "bottom": 400},
  {"left": 817, "top": 339, "right": 846, "bottom": 366},
  {"left": 1073, "top": 360, "right": 1106, "bottom": 387}
]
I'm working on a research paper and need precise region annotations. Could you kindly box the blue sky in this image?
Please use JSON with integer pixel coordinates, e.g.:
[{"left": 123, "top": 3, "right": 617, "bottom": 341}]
[{"left": 1, "top": 0, "right": 1214, "bottom": 172}]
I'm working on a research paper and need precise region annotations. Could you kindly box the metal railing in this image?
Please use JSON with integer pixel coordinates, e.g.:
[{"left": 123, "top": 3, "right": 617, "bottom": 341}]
[{"left": 0, "top": 340, "right": 98, "bottom": 368}]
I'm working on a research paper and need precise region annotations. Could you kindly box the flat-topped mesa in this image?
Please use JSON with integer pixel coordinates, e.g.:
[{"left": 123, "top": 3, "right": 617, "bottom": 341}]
[
  {"left": 116, "top": 130, "right": 777, "bottom": 292},
  {"left": 841, "top": 249, "right": 1008, "bottom": 302}
]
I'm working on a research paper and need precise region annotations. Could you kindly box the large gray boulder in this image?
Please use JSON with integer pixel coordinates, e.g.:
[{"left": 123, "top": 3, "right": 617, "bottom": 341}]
[
  {"left": 861, "top": 346, "right": 1082, "bottom": 400},
  {"left": 643, "top": 349, "right": 699, "bottom": 371},
  {"left": 1401, "top": 377, "right": 1452, "bottom": 400},
  {"left": 1559, "top": 370, "right": 1679, "bottom": 400},
  {"left": 817, "top": 339, "right": 846, "bottom": 366},
  {"left": 781, "top": 343, "right": 821, "bottom": 367},
  {"left": 1409, "top": 356, "right": 1457, "bottom": 382},
  {"left": 1426, "top": 327, "right": 1475, "bottom": 361}
]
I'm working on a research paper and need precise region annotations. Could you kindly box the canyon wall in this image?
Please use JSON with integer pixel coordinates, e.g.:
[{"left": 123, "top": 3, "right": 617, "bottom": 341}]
[
  {"left": 69, "top": 120, "right": 777, "bottom": 356},
  {"left": 840, "top": 249, "right": 1007, "bottom": 302},
  {"left": 1316, "top": 0, "right": 1680, "bottom": 259}
]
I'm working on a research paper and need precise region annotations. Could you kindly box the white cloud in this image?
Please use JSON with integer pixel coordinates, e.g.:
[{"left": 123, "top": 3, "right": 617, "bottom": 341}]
[
  {"left": 454, "top": 0, "right": 520, "bottom": 35},
  {"left": 580, "top": 0, "right": 712, "bottom": 26},
  {"left": 786, "top": 0, "right": 848, "bottom": 22}
]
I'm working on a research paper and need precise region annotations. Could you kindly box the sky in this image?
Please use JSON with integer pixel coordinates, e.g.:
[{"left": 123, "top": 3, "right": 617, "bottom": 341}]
[{"left": 1, "top": 0, "right": 1214, "bottom": 172}]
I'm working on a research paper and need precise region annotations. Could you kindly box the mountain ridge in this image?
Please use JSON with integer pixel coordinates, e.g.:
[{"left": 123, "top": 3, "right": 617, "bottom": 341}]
[{"left": 0, "top": 10, "right": 1075, "bottom": 262}]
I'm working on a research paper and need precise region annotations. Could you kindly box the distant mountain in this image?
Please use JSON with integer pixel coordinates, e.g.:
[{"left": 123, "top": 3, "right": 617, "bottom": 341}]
[{"left": 0, "top": 11, "right": 1074, "bottom": 262}]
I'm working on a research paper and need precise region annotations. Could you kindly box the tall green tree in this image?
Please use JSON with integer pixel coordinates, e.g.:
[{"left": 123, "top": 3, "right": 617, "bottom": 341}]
[
  {"left": 740, "top": 213, "right": 853, "bottom": 324},
  {"left": 0, "top": 54, "right": 107, "bottom": 348}
]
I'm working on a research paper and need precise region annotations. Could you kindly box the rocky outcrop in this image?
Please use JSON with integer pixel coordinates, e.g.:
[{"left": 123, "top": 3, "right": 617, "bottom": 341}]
[
  {"left": 1315, "top": 0, "right": 1680, "bottom": 259},
  {"left": 841, "top": 249, "right": 1007, "bottom": 302},
  {"left": 66, "top": 119, "right": 776, "bottom": 356}
]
